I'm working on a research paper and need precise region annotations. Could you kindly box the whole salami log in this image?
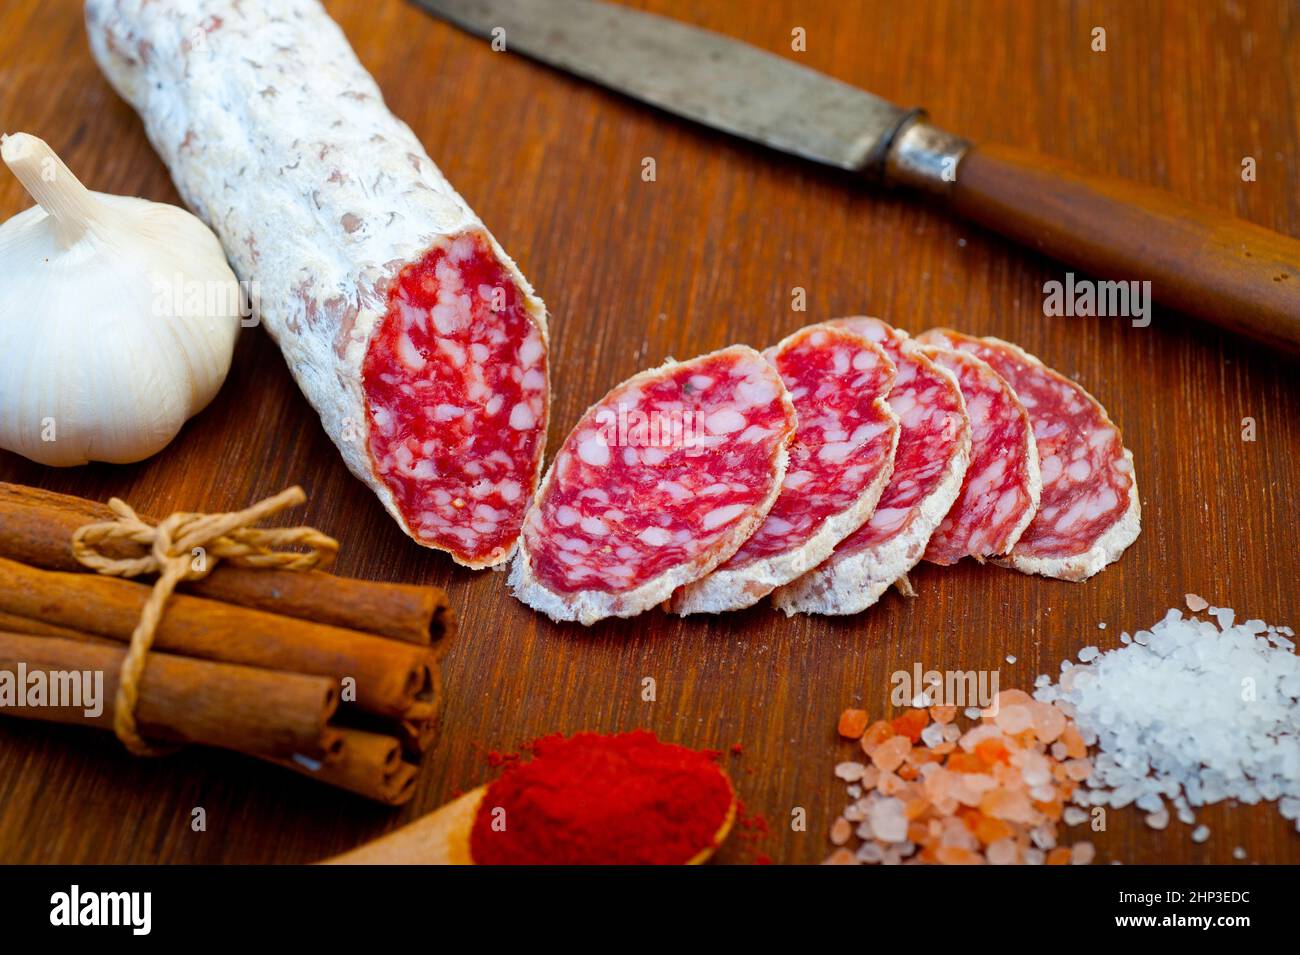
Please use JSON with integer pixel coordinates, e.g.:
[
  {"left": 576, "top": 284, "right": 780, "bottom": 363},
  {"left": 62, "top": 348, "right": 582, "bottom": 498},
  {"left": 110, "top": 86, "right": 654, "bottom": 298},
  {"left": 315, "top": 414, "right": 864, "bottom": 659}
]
[
  {"left": 510, "top": 346, "right": 797, "bottom": 624},
  {"left": 915, "top": 330, "right": 1140, "bottom": 580},
  {"left": 916, "top": 345, "right": 1041, "bottom": 565},
  {"left": 773, "top": 318, "right": 970, "bottom": 616},
  {"left": 85, "top": 0, "right": 549, "bottom": 568},
  {"left": 671, "top": 324, "right": 899, "bottom": 615}
]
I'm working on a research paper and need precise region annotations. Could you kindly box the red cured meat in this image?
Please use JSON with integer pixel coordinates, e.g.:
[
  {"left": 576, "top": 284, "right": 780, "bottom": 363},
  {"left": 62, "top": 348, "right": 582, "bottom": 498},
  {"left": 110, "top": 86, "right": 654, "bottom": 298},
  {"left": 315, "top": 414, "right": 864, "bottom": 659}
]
[
  {"left": 363, "top": 232, "right": 548, "bottom": 568},
  {"left": 87, "top": 0, "right": 551, "bottom": 570},
  {"left": 916, "top": 330, "right": 1139, "bottom": 581},
  {"left": 671, "top": 323, "right": 899, "bottom": 614},
  {"left": 917, "top": 345, "right": 1041, "bottom": 565},
  {"left": 510, "top": 346, "right": 796, "bottom": 624},
  {"left": 773, "top": 317, "right": 970, "bottom": 616}
]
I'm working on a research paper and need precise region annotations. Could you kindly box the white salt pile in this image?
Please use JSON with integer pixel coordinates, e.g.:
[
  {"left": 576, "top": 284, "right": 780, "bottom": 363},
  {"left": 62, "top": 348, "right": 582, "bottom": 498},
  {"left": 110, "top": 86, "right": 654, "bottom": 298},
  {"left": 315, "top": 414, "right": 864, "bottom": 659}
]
[{"left": 1034, "top": 606, "right": 1300, "bottom": 834}]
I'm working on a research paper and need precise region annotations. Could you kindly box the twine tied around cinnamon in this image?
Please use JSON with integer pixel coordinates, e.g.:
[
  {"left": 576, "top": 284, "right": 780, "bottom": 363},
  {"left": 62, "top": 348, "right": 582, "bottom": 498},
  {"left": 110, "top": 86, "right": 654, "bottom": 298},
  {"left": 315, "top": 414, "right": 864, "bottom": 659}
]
[{"left": 69, "top": 486, "right": 339, "bottom": 756}]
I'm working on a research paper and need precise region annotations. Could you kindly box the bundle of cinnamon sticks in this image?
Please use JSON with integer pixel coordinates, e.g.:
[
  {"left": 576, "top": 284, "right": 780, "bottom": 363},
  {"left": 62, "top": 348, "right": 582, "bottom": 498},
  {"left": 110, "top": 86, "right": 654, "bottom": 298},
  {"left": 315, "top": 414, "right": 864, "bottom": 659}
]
[{"left": 0, "top": 482, "right": 453, "bottom": 804}]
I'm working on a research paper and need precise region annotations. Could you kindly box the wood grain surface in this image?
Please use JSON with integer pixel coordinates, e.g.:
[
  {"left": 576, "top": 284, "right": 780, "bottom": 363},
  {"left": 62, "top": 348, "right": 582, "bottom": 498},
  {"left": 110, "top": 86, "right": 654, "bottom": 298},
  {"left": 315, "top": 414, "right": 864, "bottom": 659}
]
[{"left": 1, "top": 0, "right": 1297, "bottom": 865}]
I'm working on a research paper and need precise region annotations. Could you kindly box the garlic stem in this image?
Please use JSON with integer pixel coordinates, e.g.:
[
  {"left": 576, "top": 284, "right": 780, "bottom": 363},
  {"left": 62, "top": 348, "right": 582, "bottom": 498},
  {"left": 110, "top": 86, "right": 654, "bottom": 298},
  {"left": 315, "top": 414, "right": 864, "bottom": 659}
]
[{"left": 1, "top": 132, "right": 104, "bottom": 249}]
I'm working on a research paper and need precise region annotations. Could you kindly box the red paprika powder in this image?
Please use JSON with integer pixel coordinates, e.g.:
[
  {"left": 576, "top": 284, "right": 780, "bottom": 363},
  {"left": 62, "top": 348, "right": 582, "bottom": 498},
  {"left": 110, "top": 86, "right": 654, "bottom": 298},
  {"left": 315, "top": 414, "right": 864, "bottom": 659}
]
[{"left": 469, "top": 730, "right": 734, "bottom": 865}]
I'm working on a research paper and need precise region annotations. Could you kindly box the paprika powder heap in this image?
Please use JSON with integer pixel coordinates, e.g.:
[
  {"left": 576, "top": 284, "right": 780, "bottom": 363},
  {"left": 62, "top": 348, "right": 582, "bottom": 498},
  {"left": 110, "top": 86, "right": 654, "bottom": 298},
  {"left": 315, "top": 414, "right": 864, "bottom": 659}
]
[{"left": 469, "top": 731, "right": 734, "bottom": 865}]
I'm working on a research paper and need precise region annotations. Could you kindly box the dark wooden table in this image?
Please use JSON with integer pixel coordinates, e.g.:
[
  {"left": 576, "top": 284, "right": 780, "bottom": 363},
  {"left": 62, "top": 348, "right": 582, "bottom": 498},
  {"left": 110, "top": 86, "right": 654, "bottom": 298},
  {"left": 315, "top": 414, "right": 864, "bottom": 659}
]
[{"left": 1, "top": 0, "right": 1297, "bottom": 865}]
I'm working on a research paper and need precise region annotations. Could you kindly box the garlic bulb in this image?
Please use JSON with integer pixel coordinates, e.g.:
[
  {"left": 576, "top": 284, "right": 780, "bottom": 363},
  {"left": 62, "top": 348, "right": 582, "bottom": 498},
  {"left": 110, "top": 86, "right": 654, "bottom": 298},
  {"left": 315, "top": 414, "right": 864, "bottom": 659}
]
[{"left": 0, "top": 132, "right": 240, "bottom": 466}]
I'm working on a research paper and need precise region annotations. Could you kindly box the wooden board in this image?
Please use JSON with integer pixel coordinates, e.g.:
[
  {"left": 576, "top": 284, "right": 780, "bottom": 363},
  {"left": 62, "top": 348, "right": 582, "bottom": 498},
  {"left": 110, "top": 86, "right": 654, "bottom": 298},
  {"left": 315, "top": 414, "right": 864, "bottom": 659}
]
[{"left": 1, "top": 0, "right": 1297, "bottom": 865}]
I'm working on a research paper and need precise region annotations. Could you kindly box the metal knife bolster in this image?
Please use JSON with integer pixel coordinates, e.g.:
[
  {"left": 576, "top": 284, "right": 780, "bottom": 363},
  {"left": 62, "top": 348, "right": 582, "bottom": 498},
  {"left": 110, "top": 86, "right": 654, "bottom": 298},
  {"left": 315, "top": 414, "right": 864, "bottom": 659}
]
[{"left": 878, "top": 115, "right": 972, "bottom": 195}]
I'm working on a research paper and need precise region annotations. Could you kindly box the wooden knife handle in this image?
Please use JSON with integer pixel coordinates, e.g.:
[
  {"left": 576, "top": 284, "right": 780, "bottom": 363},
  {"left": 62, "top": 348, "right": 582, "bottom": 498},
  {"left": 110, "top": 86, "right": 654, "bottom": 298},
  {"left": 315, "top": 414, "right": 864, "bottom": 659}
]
[{"left": 947, "top": 143, "right": 1300, "bottom": 352}]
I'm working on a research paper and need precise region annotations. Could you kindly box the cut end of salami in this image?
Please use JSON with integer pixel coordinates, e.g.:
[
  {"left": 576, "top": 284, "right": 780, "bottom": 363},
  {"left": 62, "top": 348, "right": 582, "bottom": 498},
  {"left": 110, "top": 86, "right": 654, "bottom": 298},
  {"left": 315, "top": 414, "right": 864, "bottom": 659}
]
[
  {"left": 363, "top": 231, "right": 548, "bottom": 568},
  {"left": 670, "top": 323, "right": 899, "bottom": 615},
  {"left": 772, "top": 317, "right": 971, "bottom": 617},
  {"left": 917, "top": 344, "right": 1041, "bottom": 566},
  {"left": 510, "top": 345, "right": 797, "bottom": 625},
  {"left": 916, "top": 329, "right": 1139, "bottom": 581},
  {"left": 86, "top": 0, "right": 550, "bottom": 570}
]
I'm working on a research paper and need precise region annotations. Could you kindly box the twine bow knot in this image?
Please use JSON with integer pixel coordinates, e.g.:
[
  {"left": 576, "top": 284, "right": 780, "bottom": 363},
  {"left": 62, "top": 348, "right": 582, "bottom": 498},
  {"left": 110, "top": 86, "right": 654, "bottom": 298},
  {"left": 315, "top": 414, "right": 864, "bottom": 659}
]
[{"left": 70, "top": 486, "right": 338, "bottom": 756}]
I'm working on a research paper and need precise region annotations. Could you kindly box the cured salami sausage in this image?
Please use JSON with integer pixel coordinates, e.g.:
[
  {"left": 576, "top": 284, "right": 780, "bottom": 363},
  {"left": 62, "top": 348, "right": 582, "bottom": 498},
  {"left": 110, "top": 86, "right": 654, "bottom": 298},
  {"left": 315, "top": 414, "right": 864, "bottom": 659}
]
[
  {"left": 670, "top": 324, "right": 899, "bottom": 615},
  {"left": 510, "top": 346, "right": 797, "bottom": 625},
  {"left": 916, "top": 345, "right": 1041, "bottom": 565},
  {"left": 86, "top": 0, "right": 549, "bottom": 568},
  {"left": 915, "top": 330, "right": 1139, "bottom": 580},
  {"left": 772, "top": 317, "right": 970, "bottom": 616}
]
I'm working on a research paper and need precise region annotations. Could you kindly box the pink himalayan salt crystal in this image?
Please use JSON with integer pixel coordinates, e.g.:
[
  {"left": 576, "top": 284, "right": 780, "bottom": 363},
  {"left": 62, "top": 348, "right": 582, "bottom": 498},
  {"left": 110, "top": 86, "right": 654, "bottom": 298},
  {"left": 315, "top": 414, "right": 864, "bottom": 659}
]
[
  {"left": 992, "top": 689, "right": 1034, "bottom": 710},
  {"left": 1015, "top": 750, "right": 1053, "bottom": 787},
  {"left": 877, "top": 770, "right": 906, "bottom": 796},
  {"left": 981, "top": 787, "right": 1040, "bottom": 824},
  {"left": 1071, "top": 841, "right": 1097, "bottom": 864},
  {"left": 940, "top": 816, "right": 978, "bottom": 850},
  {"left": 995, "top": 704, "right": 1034, "bottom": 735},
  {"left": 1185, "top": 593, "right": 1209, "bottom": 612},
  {"left": 869, "top": 798, "right": 909, "bottom": 842},
  {"left": 1030, "top": 701, "right": 1067, "bottom": 742},
  {"left": 935, "top": 846, "right": 983, "bottom": 864},
  {"left": 930, "top": 705, "right": 958, "bottom": 724},
  {"left": 986, "top": 837, "right": 1019, "bottom": 864},
  {"left": 1064, "top": 758, "right": 1092, "bottom": 781},
  {"left": 835, "top": 761, "right": 866, "bottom": 782},
  {"left": 872, "top": 735, "right": 911, "bottom": 772},
  {"left": 823, "top": 848, "right": 856, "bottom": 864},
  {"left": 830, "top": 816, "right": 853, "bottom": 845},
  {"left": 959, "top": 723, "right": 1001, "bottom": 752}
]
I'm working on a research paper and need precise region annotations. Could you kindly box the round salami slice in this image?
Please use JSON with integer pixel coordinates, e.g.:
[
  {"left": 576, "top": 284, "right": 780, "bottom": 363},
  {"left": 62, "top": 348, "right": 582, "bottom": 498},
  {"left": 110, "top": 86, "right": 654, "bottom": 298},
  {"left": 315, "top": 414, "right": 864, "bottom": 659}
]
[
  {"left": 510, "top": 346, "right": 797, "bottom": 625},
  {"left": 772, "top": 317, "right": 970, "bottom": 617},
  {"left": 915, "top": 329, "right": 1139, "bottom": 581},
  {"left": 916, "top": 345, "right": 1041, "bottom": 565},
  {"left": 87, "top": 0, "right": 549, "bottom": 569},
  {"left": 670, "top": 324, "right": 899, "bottom": 615}
]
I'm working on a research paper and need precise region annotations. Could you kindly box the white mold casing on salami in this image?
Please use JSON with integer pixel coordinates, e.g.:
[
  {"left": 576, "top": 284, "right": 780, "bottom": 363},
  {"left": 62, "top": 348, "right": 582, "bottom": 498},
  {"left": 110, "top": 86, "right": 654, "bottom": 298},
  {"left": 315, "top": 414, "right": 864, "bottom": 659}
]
[
  {"left": 916, "top": 344, "right": 1041, "bottom": 565},
  {"left": 916, "top": 330, "right": 1139, "bottom": 581},
  {"left": 670, "top": 324, "right": 899, "bottom": 615},
  {"left": 773, "top": 318, "right": 971, "bottom": 617},
  {"left": 510, "top": 346, "right": 797, "bottom": 625},
  {"left": 85, "top": 0, "right": 549, "bottom": 569}
]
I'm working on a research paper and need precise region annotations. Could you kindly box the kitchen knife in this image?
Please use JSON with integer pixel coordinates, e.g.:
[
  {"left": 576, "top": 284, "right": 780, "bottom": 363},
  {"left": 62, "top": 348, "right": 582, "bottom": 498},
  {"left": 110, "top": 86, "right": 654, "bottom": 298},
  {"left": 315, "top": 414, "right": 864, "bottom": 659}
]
[{"left": 413, "top": 0, "right": 1300, "bottom": 353}]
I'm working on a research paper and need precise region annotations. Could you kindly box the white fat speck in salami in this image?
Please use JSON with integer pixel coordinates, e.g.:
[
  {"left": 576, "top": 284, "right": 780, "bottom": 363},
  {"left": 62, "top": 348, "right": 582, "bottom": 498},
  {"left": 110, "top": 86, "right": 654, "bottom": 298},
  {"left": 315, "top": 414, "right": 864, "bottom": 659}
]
[
  {"left": 86, "top": 0, "right": 549, "bottom": 569},
  {"left": 510, "top": 346, "right": 796, "bottom": 624},
  {"left": 916, "top": 345, "right": 1041, "bottom": 565},
  {"left": 916, "top": 329, "right": 1139, "bottom": 581},
  {"left": 670, "top": 323, "right": 900, "bottom": 615},
  {"left": 773, "top": 317, "right": 971, "bottom": 617}
]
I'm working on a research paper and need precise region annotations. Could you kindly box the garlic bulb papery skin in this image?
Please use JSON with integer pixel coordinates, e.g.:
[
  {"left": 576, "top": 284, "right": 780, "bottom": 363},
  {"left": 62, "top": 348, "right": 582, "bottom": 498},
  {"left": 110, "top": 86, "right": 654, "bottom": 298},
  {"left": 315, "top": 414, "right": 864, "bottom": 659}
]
[{"left": 0, "top": 132, "right": 241, "bottom": 466}]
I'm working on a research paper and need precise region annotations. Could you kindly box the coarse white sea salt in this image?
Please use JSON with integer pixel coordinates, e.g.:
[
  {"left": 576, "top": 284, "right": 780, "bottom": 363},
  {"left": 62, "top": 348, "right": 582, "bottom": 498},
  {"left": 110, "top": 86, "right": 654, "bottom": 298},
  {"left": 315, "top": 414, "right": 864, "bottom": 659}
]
[{"left": 1035, "top": 606, "right": 1300, "bottom": 834}]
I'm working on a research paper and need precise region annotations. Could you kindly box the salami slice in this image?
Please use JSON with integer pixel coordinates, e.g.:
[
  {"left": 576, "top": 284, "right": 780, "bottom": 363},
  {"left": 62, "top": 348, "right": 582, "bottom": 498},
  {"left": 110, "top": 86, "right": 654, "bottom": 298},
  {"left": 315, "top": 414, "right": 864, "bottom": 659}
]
[
  {"left": 916, "top": 345, "right": 1041, "bottom": 565},
  {"left": 510, "top": 346, "right": 797, "bottom": 625},
  {"left": 86, "top": 0, "right": 549, "bottom": 568},
  {"left": 670, "top": 324, "right": 899, "bottom": 615},
  {"left": 772, "top": 317, "right": 970, "bottom": 616},
  {"left": 915, "top": 330, "right": 1139, "bottom": 580}
]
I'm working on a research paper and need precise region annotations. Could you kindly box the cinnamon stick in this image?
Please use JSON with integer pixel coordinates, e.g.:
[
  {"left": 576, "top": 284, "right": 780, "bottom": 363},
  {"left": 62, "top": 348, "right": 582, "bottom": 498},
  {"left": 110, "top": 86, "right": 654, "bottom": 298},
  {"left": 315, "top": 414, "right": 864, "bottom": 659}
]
[
  {"left": 271, "top": 727, "right": 419, "bottom": 805},
  {"left": 0, "top": 632, "right": 339, "bottom": 759},
  {"left": 0, "top": 556, "right": 434, "bottom": 719},
  {"left": 0, "top": 482, "right": 451, "bottom": 645},
  {"left": 0, "top": 610, "right": 109, "bottom": 643},
  {"left": 339, "top": 704, "right": 440, "bottom": 759}
]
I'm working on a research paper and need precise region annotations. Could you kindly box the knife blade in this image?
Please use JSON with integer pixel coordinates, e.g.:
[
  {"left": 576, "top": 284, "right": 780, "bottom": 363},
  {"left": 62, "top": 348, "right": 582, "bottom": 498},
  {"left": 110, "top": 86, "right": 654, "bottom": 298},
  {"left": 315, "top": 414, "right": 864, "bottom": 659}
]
[
  {"left": 414, "top": 0, "right": 1300, "bottom": 354},
  {"left": 412, "top": 0, "right": 920, "bottom": 173}
]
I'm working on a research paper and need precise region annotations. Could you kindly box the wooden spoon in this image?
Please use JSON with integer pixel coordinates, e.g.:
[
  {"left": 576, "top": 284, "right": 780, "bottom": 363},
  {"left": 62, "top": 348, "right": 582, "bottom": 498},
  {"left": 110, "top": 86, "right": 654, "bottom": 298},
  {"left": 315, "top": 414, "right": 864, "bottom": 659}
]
[{"left": 324, "top": 780, "right": 737, "bottom": 865}]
